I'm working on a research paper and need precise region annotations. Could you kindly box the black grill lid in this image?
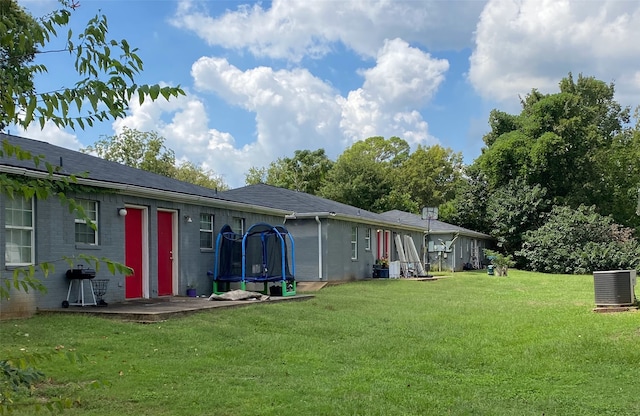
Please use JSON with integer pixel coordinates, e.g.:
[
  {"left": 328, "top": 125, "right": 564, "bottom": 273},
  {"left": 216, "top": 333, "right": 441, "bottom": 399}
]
[{"left": 66, "top": 268, "right": 96, "bottom": 279}]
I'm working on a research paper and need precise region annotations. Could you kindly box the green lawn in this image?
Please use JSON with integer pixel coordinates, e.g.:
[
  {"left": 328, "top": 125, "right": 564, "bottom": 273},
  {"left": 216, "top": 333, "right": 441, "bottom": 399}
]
[{"left": 3, "top": 270, "right": 640, "bottom": 415}]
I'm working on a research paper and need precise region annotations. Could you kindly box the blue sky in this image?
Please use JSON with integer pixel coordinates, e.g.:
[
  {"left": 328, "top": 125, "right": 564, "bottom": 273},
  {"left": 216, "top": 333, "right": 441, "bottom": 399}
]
[{"left": 14, "top": 0, "right": 640, "bottom": 188}]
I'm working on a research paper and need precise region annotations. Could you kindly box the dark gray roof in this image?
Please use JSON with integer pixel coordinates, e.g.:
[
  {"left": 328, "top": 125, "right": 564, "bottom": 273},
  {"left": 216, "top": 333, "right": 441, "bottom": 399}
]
[
  {"left": 1, "top": 134, "right": 489, "bottom": 237},
  {"left": 379, "top": 210, "right": 492, "bottom": 239},
  {"left": 218, "top": 184, "right": 409, "bottom": 226},
  {"left": 0, "top": 133, "right": 220, "bottom": 199}
]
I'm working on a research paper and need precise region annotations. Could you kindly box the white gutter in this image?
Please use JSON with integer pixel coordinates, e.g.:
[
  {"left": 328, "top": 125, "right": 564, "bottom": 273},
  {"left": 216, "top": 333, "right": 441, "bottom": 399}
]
[{"left": 282, "top": 210, "right": 425, "bottom": 233}]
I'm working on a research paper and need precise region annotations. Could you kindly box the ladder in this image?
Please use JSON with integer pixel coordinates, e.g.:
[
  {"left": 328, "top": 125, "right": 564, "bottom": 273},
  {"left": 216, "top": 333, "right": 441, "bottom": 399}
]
[
  {"left": 405, "top": 235, "right": 427, "bottom": 276},
  {"left": 471, "top": 239, "right": 480, "bottom": 269},
  {"left": 471, "top": 240, "right": 480, "bottom": 270},
  {"left": 394, "top": 234, "right": 411, "bottom": 277}
]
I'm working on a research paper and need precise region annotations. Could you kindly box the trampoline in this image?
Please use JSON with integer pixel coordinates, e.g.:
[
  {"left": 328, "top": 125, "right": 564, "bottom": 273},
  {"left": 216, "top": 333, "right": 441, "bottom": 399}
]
[{"left": 211, "top": 222, "right": 296, "bottom": 296}]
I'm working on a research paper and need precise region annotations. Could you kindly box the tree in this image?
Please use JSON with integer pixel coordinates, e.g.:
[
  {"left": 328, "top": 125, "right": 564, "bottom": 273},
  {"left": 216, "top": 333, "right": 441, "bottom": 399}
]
[
  {"left": 485, "top": 178, "right": 551, "bottom": 266},
  {"left": 439, "top": 164, "right": 491, "bottom": 234},
  {"left": 0, "top": 0, "right": 40, "bottom": 130},
  {"left": 82, "top": 128, "right": 228, "bottom": 190},
  {"left": 590, "top": 112, "right": 640, "bottom": 230},
  {"left": 245, "top": 166, "right": 267, "bottom": 185},
  {"left": 468, "top": 73, "right": 640, "bottom": 269},
  {"left": 0, "top": 0, "right": 176, "bottom": 288},
  {"left": 476, "top": 129, "right": 531, "bottom": 190},
  {"left": 374, "top": 189, "right": 420, "bottom": 214},
  {"left": 1, "top": 0, "right": 183, "bottom": 131},
  {"left": 1, "top": 1, "right": 183, "bottom": 412},
  {"left": 320, "top": 154, "right": 388, "bottom": 210},
  {"left": 319, "top": 136, "right": 409, "bottom": 211},
  {"left": 482, "top": 109, "right": 520, "bottom": 148},
  {"left": 476, "top": 73, "right": 630, "bottom": 209},
  {"left": 396, "top": 144, "right": 463, "bottom": 211},
  {"left": 246, "top": 149, "right": 333, "bottom": 194},
  {"left": 82, "top": 127, "right": 176, "bottom": 176},
  {"left": 174, "top": 160, "right": 228, "bottom": 191}
]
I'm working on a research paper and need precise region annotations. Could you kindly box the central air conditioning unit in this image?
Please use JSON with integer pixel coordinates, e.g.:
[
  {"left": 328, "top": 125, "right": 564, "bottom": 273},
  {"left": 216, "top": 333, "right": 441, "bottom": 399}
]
[{"left": 593, "top": 270, "right": 637, "bottom": 307}]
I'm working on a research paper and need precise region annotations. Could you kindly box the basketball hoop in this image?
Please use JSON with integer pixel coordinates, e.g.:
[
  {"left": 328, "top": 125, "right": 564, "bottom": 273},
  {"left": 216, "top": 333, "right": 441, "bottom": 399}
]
[{"left": 422, "top": 207, "right": 438, "bottom": 220}]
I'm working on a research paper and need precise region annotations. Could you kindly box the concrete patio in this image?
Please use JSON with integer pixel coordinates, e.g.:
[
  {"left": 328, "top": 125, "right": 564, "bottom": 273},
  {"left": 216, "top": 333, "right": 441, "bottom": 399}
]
[{"left": 37, "top": 294, "right": 315, "bottom": 323}]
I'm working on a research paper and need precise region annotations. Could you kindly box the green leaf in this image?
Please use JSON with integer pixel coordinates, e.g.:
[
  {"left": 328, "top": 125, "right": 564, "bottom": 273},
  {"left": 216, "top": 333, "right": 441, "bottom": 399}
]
[
  {"left": 149, "top": 84, "right": 160, "bottom": 100},
  {"left": 24, "top": 97, "right": 37, "bottom": 126},
  {"left": 106, "top": 261, "right": 116, "bottom": 275},
  {"left": 160, "top": 87, "right": 171, "bottom": 100}
]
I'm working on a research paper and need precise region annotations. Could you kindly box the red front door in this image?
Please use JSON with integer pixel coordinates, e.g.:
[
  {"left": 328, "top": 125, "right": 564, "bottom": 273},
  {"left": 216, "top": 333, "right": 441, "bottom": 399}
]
[
  {"left": 125, "top": 208, "right": 144, "bottom": 299},
  {"left": 376, "top": 230, "right": 391, "bottom": 260},
  {"left": 384, "top": 231, "right": 391, "bottom": 259},
  {"left": 157, "top": 211, "right": 174, "bottom": 296}
]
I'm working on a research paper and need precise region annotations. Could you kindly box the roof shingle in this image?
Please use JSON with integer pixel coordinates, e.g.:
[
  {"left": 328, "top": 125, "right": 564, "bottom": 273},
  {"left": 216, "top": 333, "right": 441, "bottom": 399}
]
[{"left": 0, "top": 133, "right": 220, "bottom": 199}]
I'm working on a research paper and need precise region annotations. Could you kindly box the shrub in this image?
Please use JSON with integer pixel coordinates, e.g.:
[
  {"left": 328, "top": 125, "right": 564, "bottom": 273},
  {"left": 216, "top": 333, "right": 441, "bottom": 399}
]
[
  {"left": 484, "top": 249, "right": 515, "bottom": 276},
  {"left": 518, "top": 205, "right": 640, "bottom": 273}
]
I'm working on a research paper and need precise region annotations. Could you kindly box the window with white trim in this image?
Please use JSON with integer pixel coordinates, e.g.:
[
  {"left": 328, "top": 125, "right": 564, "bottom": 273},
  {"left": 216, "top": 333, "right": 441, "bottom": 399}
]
[
  {"left": 75, "top": 200, "right": 98, "bottom": 245},
  {"left": 5, "top": 196, "right": 34, "bottom": 266},
  {"left": 200, "top": 213, "right": 214, "bottom": 249},
  {"left": 351, "top": 226, "right": 358, "bottom": 260},
  {"left": 365, "top": 228, "right": 371, "bottom": 251},
  {"left": 231, "top": 217, "right": 244, "bottom": 235}
]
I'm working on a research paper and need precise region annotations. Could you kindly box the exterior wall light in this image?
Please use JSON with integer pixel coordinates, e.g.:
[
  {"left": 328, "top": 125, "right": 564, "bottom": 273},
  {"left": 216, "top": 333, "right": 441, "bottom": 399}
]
[
  {"left": 118, "top": 208, "right": 128, "bottom": 217},
  {"left": 184, "top": 215, "right": 193, "bottom": 223}
]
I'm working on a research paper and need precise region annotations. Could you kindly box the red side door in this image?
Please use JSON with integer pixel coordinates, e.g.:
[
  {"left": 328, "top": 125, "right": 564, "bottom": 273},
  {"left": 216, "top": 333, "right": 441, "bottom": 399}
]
[
  {"left": 125, "top": 208, "right": 144, "bottom": 299},
  {"left": 157, "top": 211, "right": 174, "bottom": 296},
  {"left": 384, "top": 230, "right": 391, "bottom": 259}
]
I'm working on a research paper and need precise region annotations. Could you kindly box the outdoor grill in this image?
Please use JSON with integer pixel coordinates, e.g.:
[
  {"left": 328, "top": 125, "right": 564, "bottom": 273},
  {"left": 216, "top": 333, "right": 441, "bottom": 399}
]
[
  {"left": 66, "top": 268, "right": 96, "bottom": 280},
  {"left": 62, "top": 267, "right": 98, "bottom": 307}
]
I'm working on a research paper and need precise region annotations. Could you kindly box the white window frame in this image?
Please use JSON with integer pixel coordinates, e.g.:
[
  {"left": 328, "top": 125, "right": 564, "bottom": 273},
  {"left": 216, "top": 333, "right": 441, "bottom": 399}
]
[
  {"left": 231, "top": 217, "right": 245, "bottom": 235},
  {"left": 351, "top": 226, "right": 358, "bottom": 260},
  {"left": 199, "top": 213, "right": 214, "bottom": 249},
  {"left": 5, "top": 196, "right": 35, "bottom": 266},
  {"left": 364, "top": 228, "right": 371, "bottom": 251},
  {"left": 74, "top": 200, "right": 98, "bottom": 245}
]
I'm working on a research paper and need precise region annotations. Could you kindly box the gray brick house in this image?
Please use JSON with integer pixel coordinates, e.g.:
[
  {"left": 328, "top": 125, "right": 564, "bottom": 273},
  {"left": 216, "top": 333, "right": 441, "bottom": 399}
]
[
  {"left": 1, "top": 133, "right": 491, "bottom": 314},
  {"left": 1, "top": 133, "right": 286, "bottom": 310},
  {"left": 379, "top": 210, "right": 492, "bottom": 272},
  {"left": 217, "top": 184, "right": 429, "bottom": 281}
]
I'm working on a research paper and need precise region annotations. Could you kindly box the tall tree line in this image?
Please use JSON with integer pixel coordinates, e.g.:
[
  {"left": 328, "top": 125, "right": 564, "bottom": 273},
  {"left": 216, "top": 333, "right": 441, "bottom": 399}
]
[
  {"left": 245, "top": 137, "right": 464, "bottom": 215},
  {"left": 53, "top": 68, "right": 640, "bottom": 273},
  {"left": 445, "top": 73, "right": 640, "bottom": 272},
  {"left": 245, "top": 74, "right": 640, "bottom": 273}
]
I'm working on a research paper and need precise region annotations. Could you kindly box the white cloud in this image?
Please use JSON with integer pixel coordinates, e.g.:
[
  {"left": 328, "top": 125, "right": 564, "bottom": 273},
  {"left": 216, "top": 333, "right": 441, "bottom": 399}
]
[
  {"left": 192, "top": 46, "right": 445, "bottom": 152},
  {"left": 192, "top": 56, "right": 344, "bottom": 162},
  {"left": 16, "top": 121, "right": 82, "bottom": 150},
  {"left": 469, "top": 0, "right": 640, "bottom": 107},
  {"left": 171, "top": 0, "right": 485, "bottom": 61},
  {"left": 341, "top": 39, "right": 447, "bottom": 146},
  {"left": 111, "top": 92, "right": 252, "bottom": 188},
  {"left": 112, "top": 89, "right": 188, "bottom": 134},
  {"left": 113, "top": 38, "right": 448, "bottom": 188},
  {"left": 362, "top": 39, "right": 448, "bottom": 106}
]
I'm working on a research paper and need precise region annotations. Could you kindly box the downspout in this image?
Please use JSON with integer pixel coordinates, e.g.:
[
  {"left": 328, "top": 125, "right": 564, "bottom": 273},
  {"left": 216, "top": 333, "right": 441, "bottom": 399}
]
[
  {"left": 284, "top": 213, "right": 323, "bottom": 280},
  {"left": 315, "top": 216, "right": 323, "bottom": 280},
  {"left": 449, "top": 233, "right": 460, "bottom": 272}
]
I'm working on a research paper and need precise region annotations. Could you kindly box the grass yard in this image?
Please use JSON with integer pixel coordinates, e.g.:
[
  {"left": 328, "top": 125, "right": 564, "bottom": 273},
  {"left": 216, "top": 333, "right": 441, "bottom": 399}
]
[{"left": 3, "top": 270, "right": 640, "bottom": 415}]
